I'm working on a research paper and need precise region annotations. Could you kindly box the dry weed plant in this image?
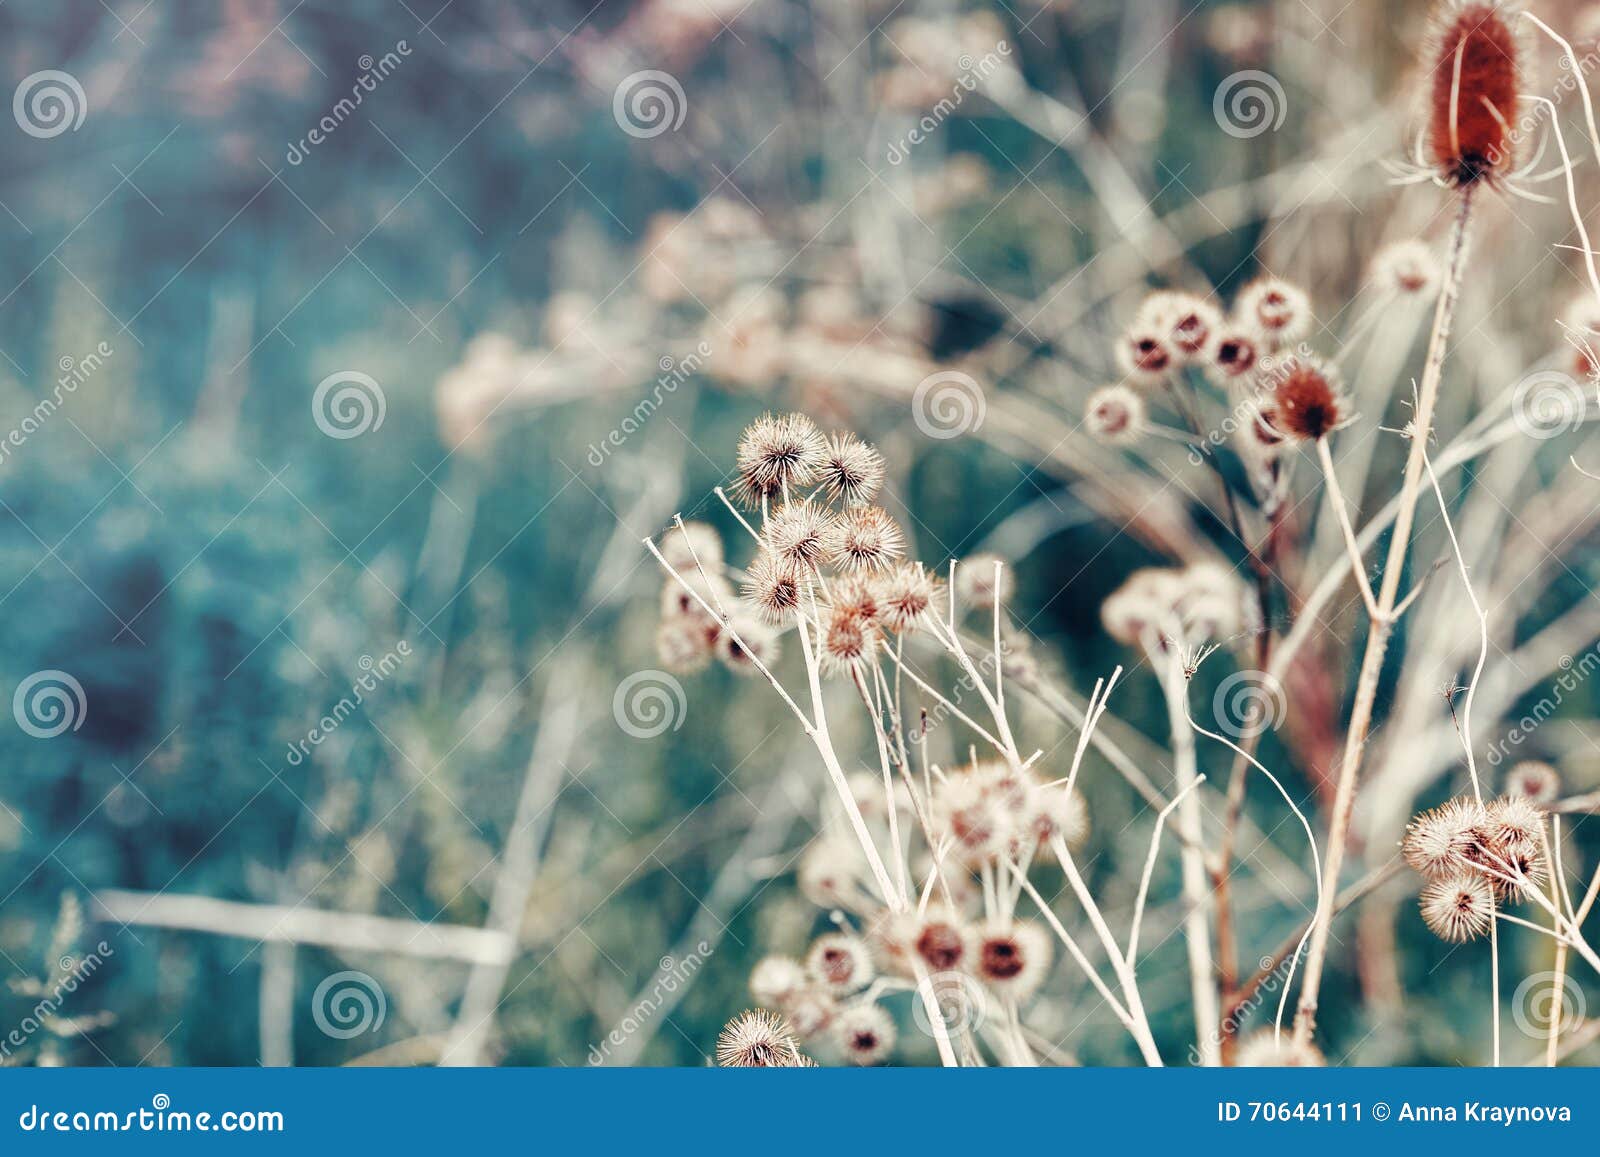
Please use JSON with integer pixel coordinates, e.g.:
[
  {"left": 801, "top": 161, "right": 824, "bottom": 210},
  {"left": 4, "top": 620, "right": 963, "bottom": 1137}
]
[{"left": 620, "top": 0, "right": 1600, "bottom": 1066}]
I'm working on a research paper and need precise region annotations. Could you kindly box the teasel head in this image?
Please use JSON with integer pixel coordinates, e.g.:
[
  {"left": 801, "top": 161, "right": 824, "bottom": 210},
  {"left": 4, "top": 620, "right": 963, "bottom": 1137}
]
[
  {"left": 818, "top": 431, "right": 886, "bottom": 507},
  {"left": 875, "top": 562, "right": 940, "bottom": 634},
  {"left": 765, "top": 501, "right": 837, "bottom": 571},
  {"left": 1424, "top": 1, "right": 1523, "bottom": 188},
  {"left": 819, "top": 602, "right": 881, "bottom": 676},
  {"left": 1234, "top": 1031, "right": 1326, "bottom": 1067},
  {"left": 1209, "top": 328, "right": 1263, "bottom": 381},
  {"left": 1085, "top": 384, "right": 1146, "bottom": 446},
  {"left": 716, "top": 1009, "right": 804, "bottom": 1067},
  {"left": 658, "top": 520, "right": 724, "bottom": 572},
  {"left": 1504, "top": 760, "right": 1561, "bottom": 805},
  {"left": 806, "top": 933, "right": 876, "bottom": 996},
  {"left": 1371, "top": 239, "right": 1442, "bottom": 298},
  {"left": 1270, "top": 356, "right": 1350, "bottom": 441},
  {"left": 717, "top": 614, "right": 780, "bottom": 675},
  {"left": 1115, "top": 326, "right": 1175, "bottom": 386},
  {"left": 655, "top": 618, "right": 714, "bottom": 675},
  {"left": 1402, "top": 796, "right": 1488, "bottom": 878},
  {"left": 1140, "top": 290, "right": 1222, "bottom": 360},
  {"left": 827, "top": 505, "right": 905, "bottom": 574},
  {"left": 742, "top": 550, "right": 803, "bottom": 625},
  {"left": 955, "top": 552, "right": 1014, "bottom": 611},
  {"left": 750, "top": 956, "right": 809, "bottom": 1009},
  {"left": 734, "top": 412, "right": 828, "bottom": 507},
  {"left": 833, "top": 1003, "right": 897, "bottom": 1066},
  {"left": 975, "top": 919, "right": 1052, "bottom": 999},
  {"left": 1235, "top": 277, "right": 1311, "bottom": 346},
  {"left": 1419, "top": 871, "right": 1496, "bottom": 941}
]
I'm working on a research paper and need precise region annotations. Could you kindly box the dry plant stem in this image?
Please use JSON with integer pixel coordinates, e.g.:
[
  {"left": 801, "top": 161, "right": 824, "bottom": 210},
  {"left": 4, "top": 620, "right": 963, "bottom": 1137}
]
[
  {"left": 1421, "top": 449, "right": 1487, "bottom": 801},
  {"left": 1316, "top": 437, "right": 1378, "bottom": 617},
  {"left": 1293, "top": 187, "right": 1476, "bottom": 1047},
  {"left": 1127, "top": 777, "right": 1205, "bottom": 967},
  {"left": 1545, "top": 822, "right": 1571, "bottom": 1066},
  {"left": 1159, "top": 649, "right": 1220, "bottom": 1065}
]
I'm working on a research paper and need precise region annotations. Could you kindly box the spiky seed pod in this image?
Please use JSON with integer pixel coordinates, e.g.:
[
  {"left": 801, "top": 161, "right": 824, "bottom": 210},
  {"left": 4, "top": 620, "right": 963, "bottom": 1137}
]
[
  {"left": 660, "top": 570, "right": 733, "bottom": 626},
  {"left": 875, "top": 563, "right": 939, "bottom": 633},
  {"left": 1020, "top": 782, "right": 1090, "bottom": 854},
  {"left": 1371, "top": 240, "right": 1442, "bottom": 298},
  {"left": 1234, "top": 1031, "right": 1326, "bottom": 1067},
  {"left": 734, "top": 412, "right": 828, "bottom": 507},
  {"left": 655, "top": 618, "right": 714, "bottom": 675},
  {"left": 806, "top": 933, "right": 876, "bottom": 995},
  {"left": 1270, "top": 356, "right": 1349, "bottom": 441},
  {"left": 827, "top": 506, "right": 905, "bottom": 574},
  {"left": 797, "top": 839, "right": 865, "bottom": 909},
  {"left": 914, "top": 911, "right": 972, "bottom": 972},
  {"left": 765, "top": 501, "right": 837, "bottom": 570},
  {"left": 1504, "top": 760, "right": 1561, "bottom": 804},
  {"left": 1424, "top": 1, "right": 1523, "bottom": 187},
  {"left": 975, "top": 920, "right": 1052, "bottom": 999},
  {"left": 1482, "top": 795, "right": 1548, "bottom": 898},
  {"left": 933, "top": 775, "right": 1013, "bottom": 867},
  {"left": 1115, "top": 327, "right": 1174, "bottom": 385},
  {"left": 716, "top": 1009, "right": 804, "bottom": 1067},
  {"left": 717, "top": 615, "right": 780, "bottom": 675},
  {"left": 1085, "top": 384, "right": 1146, "bottom": 446},
  {"left": 1140, "top": 290, "right": 1222, "bottom": 359},
  {"left": 1209, "top": 328, "right": 1263, "bottom": 380},
  {"left": 783, "top": 987, "right": 837, "bottom": 1038},
  {"left": 750, "top": 956, "right": 809, "bottom": 1008},
  {"left": 818, "top": 432, "right": 886, "bottom": 507},
  {"left": 742, "top": 550, "right": 802, "bottom": 625},
  {"left": 1419, "top": 872, "right": 1496, "bottom": 941},
  {"left": 820, "top": 604, "right": 880, "bottom": 675},
  {"left": 1235, "top": 277, "right": 1311, "bottom": 345},
  {"left": 658, "top": 521, "right": 724, "bottom": 572},
  {"left": 1402, "top": 796, "right": 1488, "bottom": 878},
  {"left": 955, "top": 552, "right": 1014, "bottom": 611},
  {"left": 833, "top": 1003, "right": 896, "bottom": 1066}
]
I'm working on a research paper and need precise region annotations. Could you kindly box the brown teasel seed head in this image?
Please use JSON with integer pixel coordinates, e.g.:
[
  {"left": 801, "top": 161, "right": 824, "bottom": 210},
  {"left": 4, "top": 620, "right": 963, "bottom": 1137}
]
[
  {"left": 820, "top": 603, "right": 881, "bottom": 675},
  {"left": 1270, "top": 356, "right": 1349, "bottom": 441},
  {"left": 1424, "top": 1, "right": 1523, "bottom": 187}
]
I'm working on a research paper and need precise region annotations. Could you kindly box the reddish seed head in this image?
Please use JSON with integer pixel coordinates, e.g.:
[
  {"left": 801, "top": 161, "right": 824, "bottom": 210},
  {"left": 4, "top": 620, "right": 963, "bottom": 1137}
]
[
  {"left": 1271, "top": 357, "right": 1347, "bottom": 441},
  {"left": 1211, "top": 329, "right": 1261, "bottom": 379},
  {"left": 1426, "top": 2, "right": 1522, "bottom": 186}
]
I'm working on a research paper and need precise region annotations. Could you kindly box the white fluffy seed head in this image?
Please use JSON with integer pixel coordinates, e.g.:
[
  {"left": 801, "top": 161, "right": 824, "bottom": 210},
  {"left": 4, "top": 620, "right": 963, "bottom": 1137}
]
[
  {"left": 1419, "top": 872, "right": 1496, "bottom": 942},
  {"left": 654, "top": 617, "right": 714, "bottom": 675},
  {"left": 806, "top": 933, "right": 876, "bottom": 995},
  {"left": 1235, "top": 277, "right": 1311, "bottom": 346},
  {"left": 955, "top": 552, "right": 1014, "bottom": 611},
  {"left": 974, "top": 919, "right": 1052, "bottom": 999},
  {"left": 1234, "top": 1031, "right": 1326, "bottom": 1067},
  {"left": 1504, "top": 760, "right": 1561, "bottom": 805},
  {"left": 1370, "top": 239, "right": 1441, "bottom": 298},
  {"left": 765, "top": 501, "right": 837, "bottom": 571},
  {"left": 797, "top": 839, "right": 865, "bottom": 909},
  {"left": 875, "top": 563, "right": 939, "bottom": 633},
  {"left": 742, "top": 550, "right": 803, "bottom": 626},
  {"left": 1085, "top": 384, "right": 1147, "bottom": 445},
  {"left": 750, "top": 955, "right": 808, "bottom": 1008},
  {"left": 1139, "top": 290, "right": 1222, "bottom": 360},
  {"left": 658, "top": 521, "right": 724, "bottom": 572},
  {"left": 716, "top": 1009, "right": 803, "bottom": 1067},
  {"left": 717, "top": 614, "right": 780, "bottom": 675},
  {"left": 833, "top": 1003, "right": 897, "bottom": 1066},
  {"left": 1401, "top": 797, "right": 1487, "bottom": 879}
]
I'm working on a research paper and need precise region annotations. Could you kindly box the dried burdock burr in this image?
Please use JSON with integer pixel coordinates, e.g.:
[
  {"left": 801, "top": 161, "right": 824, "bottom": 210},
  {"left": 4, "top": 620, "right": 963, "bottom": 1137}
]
[{"left": 1424, "top": 1, "right": 1523, "bottom": 188}]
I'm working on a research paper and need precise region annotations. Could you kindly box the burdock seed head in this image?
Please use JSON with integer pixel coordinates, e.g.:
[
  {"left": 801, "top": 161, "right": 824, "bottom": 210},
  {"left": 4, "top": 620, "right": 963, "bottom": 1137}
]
[
  {"left": 1270, "top": 356, "right": 1350, "bottom": 441},
  {"left": 833, "top": 1003, "right": 896, "bottom": 1066},
  {"left": 1504, "top": 760, "right": 1561, "bottom": 804},
  {"left": 734, "top": 412, "right": 828, "bottom": 507},
  {"left": 716, "top": 1009, "right": 804, "bottom": 1067},
  {"left": 818, "top": 431, "right": 886, "bottom": 507},
  {"left": 1419, "top": 872, "right": 1496, "bottom": 941},
  {"left": 1424, "top": 1, "right": 1523, "bottom": 187},
  {"left": 1235, "top": 277, "right": 1311, "bottom": 345},
  {"left": 1085, "top": 384, "right": 1146, "bottom": 446},
  {"left": 826, "top": 505, "right": 905, "bottom": 574}
]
